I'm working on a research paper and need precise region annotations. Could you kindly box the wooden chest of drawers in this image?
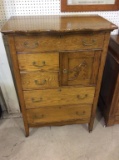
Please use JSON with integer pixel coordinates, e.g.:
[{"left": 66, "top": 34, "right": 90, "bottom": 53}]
[
  {"left": 1, "top": 15, "right": 117, "bottom": 136},
  {"left": 99, "top": 35, "right": 119, "bottom": 126}
]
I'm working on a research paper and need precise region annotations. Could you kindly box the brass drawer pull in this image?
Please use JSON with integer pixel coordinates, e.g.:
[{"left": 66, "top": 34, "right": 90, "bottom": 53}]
[
  {"left": 24, "top": 41, "right": 39, "bottom": 49},
  {"left": 63, "top": 69, "right": 68, "bottom": 74},
  {"left": 32, "top": 98, "right": 42, "bottom": 103},
  {"left": 82, "top": 39, "right": 96, "bottom": 46},
  {"left": 77, "top": 94, "right": 88, "bottom": 99},
  {"left": 32, "top": 61, "right": 46, "bottom": 68},
  {"left": 34, "top": 80, "right": 46, "bottom": 85},
  {"left": 58, "top": 88, "right": 61, "bottom": 92},
  {"left": 33, "top": 114, "right": 44, "bottom": 119}
]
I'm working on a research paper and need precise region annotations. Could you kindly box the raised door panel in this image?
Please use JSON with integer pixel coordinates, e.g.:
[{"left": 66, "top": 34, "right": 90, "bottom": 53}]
[{"left": 60, "top": 51, "right": 101, "bottom": 86}]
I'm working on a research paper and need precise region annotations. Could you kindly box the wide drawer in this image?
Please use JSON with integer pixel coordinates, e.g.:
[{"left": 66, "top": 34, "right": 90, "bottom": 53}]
[
  {"left": 17, "top": 53, "right": 59, "bottom": 71},
  {"left": 60, "top": 33, "right": 104, "bottom": 50},
  {"left": 24, "top": 87, "right": 95, "bottom": 109},
  {"left": 26, "top": 105, "right": 91, "bottom": 125},
  {"left": 15, "top": 33, "right": 104, "bottom": 53},
  {"left": 21, "top": 71, "right": 59, "bottom": 90},
  {"left": 15, "top": 35, "right": 60, "bottom": 52}
]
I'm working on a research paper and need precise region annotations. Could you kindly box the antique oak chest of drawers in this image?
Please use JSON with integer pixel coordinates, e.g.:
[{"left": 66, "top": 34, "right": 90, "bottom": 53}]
[
  {"left": 99, "top": 35, "right": 119, "bottom": 126},
  {"left": 1, "top": 15, "right": 117, "bottom": 136}
]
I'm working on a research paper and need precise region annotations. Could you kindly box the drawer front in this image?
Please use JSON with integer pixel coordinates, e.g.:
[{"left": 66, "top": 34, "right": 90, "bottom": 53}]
[
  {"left": 24, "top": 87, "right": 95, "bottom": 109},
  {"left": 21, "top": 71, "right": 59, "bottom": 90},
  {"left": 61, "top": 33, "right": 104, "bottom": 50},
  {"left": 17, "top": 53, "right": 59, "bottom": 71},
  {"left": 15, "top": 33, "right": 104, "bottom": 53},
  {"left": 26, "top": 105, "right": 91, "bottom": 125},
  {"left": 15, "top": 35, "right": 60, "bottom": 52}
]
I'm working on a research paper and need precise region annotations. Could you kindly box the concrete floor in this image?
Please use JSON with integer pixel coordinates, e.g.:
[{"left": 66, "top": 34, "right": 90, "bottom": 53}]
[{"left": 0, "top": 112, "right": 119, "bottom": 160}]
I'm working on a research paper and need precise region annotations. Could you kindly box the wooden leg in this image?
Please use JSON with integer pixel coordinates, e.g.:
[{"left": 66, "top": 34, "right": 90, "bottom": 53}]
[
  {"left": 88, "top": 117, "right": 94, "bottom": 133},
  {"left": 25, "top": 125, "right": 29, "bottom": 137}
]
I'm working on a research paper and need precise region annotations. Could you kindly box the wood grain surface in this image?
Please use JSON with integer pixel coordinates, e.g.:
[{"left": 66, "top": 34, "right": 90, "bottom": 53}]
[
  {"left": 60, "top": 33, "right": 104, "bottom": 50},
  {"left": 1, "top": 15, "right": 117, "bottom": 34},
  {"left": 17, "top": 53, "right": 59, "bottom": 72},
  {"left": 21, "top": 71, "right": 59, "bottom": 90},
  {"left": 2, "top": 15, "right": 117, "bottom": 136},
  {"left": 60, "top": 51, "right": 101, "bottom": 86},
  {"left": 15, "top": 35, "right": 60, "bottom": 52},
  {"left": 26, "top": 104, "right": 91, "bottom": 125},
  {"left": 24, "top": 87, "right": 95, "bottom": 109}
]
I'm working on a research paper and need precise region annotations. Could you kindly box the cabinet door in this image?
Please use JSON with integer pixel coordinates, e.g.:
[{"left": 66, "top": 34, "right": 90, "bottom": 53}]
[{"left": 60, "top": 51, "right": 101, "bottom": 86}]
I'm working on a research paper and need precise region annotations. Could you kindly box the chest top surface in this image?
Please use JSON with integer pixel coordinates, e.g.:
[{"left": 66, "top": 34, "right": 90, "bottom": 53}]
[{"left": 1, "top": 15, "right": 117, "bottom": 34}]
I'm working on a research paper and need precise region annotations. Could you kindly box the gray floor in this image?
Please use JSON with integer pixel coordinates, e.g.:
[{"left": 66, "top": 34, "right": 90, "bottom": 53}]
[{"left": 0, "top": 112, "right": 119, "bottom": 160}]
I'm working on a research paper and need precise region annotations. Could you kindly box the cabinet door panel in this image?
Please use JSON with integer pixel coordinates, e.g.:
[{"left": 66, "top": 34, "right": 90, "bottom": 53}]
[{"left": 60, "top": 51, "right": 101, "bottom": 86}]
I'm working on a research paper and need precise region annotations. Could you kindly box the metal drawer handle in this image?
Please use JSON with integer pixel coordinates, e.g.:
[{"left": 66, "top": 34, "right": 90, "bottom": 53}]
[
  {"left": 77, "top": 94, "right": 88, "bottom": 100},
  {"left": 33, "top": 114, "right": 44, "bottom": 119},
  {"left": 24, "top": 41, "right": 39, "bottom": 49},
  {"left": 32, "top": 61, "right": 46, "bottom": 68},
  {"left": 32, "top": 98, "right": 42, "bottom": 103},
  {"left": 34, "top": 80, "right": 46, "bottom": 85},
  {"left": 82, "top": 39, "right": 96, "bottom": 46},
  {"left": 63, "top": 69, "right": 68, "bottom": 74}
]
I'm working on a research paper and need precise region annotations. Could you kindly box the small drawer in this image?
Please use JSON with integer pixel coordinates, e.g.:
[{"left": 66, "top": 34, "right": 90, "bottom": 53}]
[
  {"left": 26, "top": 105, "right": 91, "bottom": 126},
  {"left": 24, "top": 86, "right": 95, "bottom": 109},
  {"left": 61, "top": 33, "right": 104, "bottom": 50},
  {"left": 21, "top": 71, "right": 59, "bottom": 90},
  {"left": 15, "top": 35, "right": 60, "bottom": 52},
  {"left": 17, "top": 53, "right": 59, "bottom": 72}
]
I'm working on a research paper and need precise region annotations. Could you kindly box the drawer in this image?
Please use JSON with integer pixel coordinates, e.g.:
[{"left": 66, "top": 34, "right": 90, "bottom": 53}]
[
  {"left": 15, "top": 35, "right": 60, "bottom": 52},
  {"left": 21, "top": 71, "right": 59, "bottom": 90},
  {"left": 17, "top": 53, "right": 59, "bottom": 71},
  {"left": 26, "top": 105, "right": 91, "bottom": 125},
  {"left": 61, "top": 33, "right": 104, "bottom": 50},
  {"left": 24, "top": 87, "right": 95, "bottom": 109}
]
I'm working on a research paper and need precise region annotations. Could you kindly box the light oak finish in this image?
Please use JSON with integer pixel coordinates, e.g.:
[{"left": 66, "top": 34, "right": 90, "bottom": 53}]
[
  {"left": 60, "top": 51, "right": 101, "bottom": 86},
  {"left": 15, "top": 35, "right": 61, "bottom": 52},
  {"left": 26, "top": 105, "right": 92, "bottom": 126},
  {"left": 60, "top": 33, "right": 104, "bottom": 50},
  {"left": 7, "top": 36, "right": 29, "bottom": 137},
  {"left": 15, "top": 33, "right": 105, "bottom": 52},
  {"left": 24, "top": 87, "right": 95, "bottom": 109},
  {"left": 18, "top": 53, "right": 59, "bottom": 72},
  {"left": 1, "top": 15, "right": 117, "bottom": 136},
  {"left": 99, "top": 35, "right": 119, "bottom": 126},
  {"left": 21, "top": 71, "right": 59, "bottom": 90}
]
